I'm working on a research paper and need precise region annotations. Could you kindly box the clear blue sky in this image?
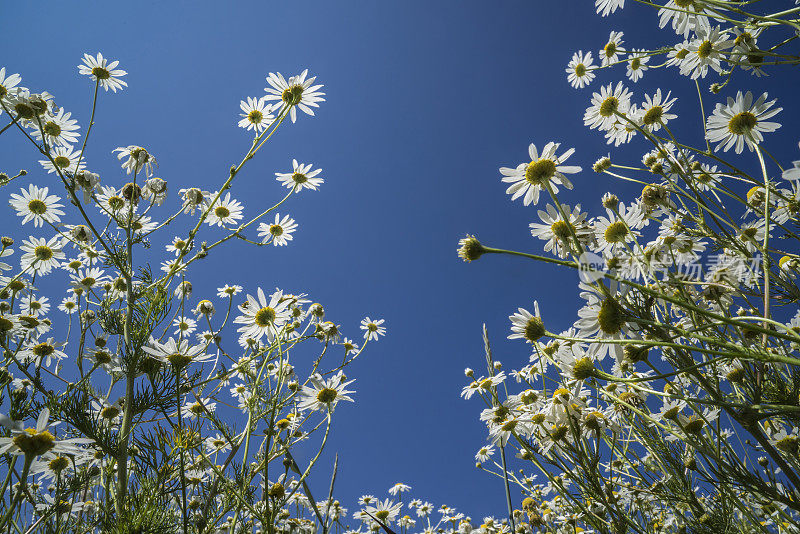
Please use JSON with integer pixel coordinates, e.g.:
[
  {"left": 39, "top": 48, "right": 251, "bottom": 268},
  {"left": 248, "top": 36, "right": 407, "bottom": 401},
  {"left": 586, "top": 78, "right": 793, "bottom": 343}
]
[{"left": 2, "top": 0, "right": 799, "bottom": 522}]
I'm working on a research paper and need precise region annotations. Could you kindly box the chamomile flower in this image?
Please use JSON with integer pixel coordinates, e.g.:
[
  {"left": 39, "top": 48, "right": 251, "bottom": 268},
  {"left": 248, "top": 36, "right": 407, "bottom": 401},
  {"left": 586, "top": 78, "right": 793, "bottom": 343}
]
[
  {"left": 595, "top": 0, "right": 624, "bottom": 17},
  {"left": 500, "top": 142, "right": 580, "bottom": 206},
  {"left": 0, "top": 67, "right": 22, "bottom": 106},
  {"left": 113, "top": 146, "right": 156, "bottom": 176},
  {"left": 508, "top": 303, "right": 545, "bottom": 344},
  {"left": 257, "top": 213, "right": 297, "bottom": 246},
  {"left": 19, "top": 236, "right": 66, "bottom": 276},
  {"left": 0, "top": 408, "right": 93, "bottom": 457},
  {"left": 574, "top": 281, "right": 637, "bottom": 362},
  {"left": 680, "top": 27, "right": 733, "bottom": 80},
  {"left": 234, "top": 288, "right": 291, "bottom": 343},
  {"left": 142, "top": 337, "right": 213, "bottom": 368},
  {"left": 9, "top": 185, "right": 65, "bottom": 228},
  {"left": 21, "top": 296, "right": 50, "bottom": 317},
  {"left": 363, "top": 499, "right": 403, "bottom": 525},
  {"left": 20, "top": 338, "right": 67, "bottom": 367},
  {"left": 584, "top": 82, "right": 633, "bottom": 131},
  {"left": 204, "top": 192, "right": 244, "bottom": 227},
  {"left": 32, "top": 108, "right": 80, "bottom": 147},
  {"left": 625, "top": 49, "right": 649, "bottom": 82},
  {"left": 95, "top": 186, "right": 127, "bottom": 215},
  {"left": 181, "top": 398, "right": 216, "bottom": 420},
  {"left": 78, "top": 53, "right": 127, "bottom": 92},
  {"left": 173, "top": 316, "right": 198, "bottom": 337},
  {"left": 342, "top": 337, "right": 359, "bottom": 355},
  {"left": 705, "top": 91, "right": 781, "bottom": 153},
  {"left": 39, "top": 145, "right": 85, "bottom": 175},
  {"left": 475, "top": 444, "right": 495, "bottom": 463},
  {"left": 388, "top": 483, "right": 411, "bottom": 496},
  {"left": 217, "top": 284, "right": 242, "bottom": 298},
  {"left": 658, "top": 0, "right": 709, "bottom": 38},
  {"left": 640, "top": 89, "right": 677, "bottom": 132},
  {"left": 529, "top": 203, "right": 589, "bottom": 258},
  {"left": 600, "top": 31, "right": 624, "bottom": 66},
  {"left": 264, "top": 69, "right": 326, "bottom": 123},
  {"left": 238, "top": 96, "right": 276, "bottom": 133},
  {"left": 59, "top": 297, "right": 78, "bottom": 315},
  {"left": 70, "top": 267, "right": 108, "bottom": 293},
  {"left": 276, "top": 160, "right": 324, "bottom": 192},
  {"left": 593, "top": 201, "right": 644, "bottom": 258},
  {"left": 299, "top": 371, "right": 355, "bottom": 413},
  {"left": 360, "top": 317, "right": 386, "bottom": 341},
  {"left": 566, "top": 51, "right": 595, "bottom": 89}
]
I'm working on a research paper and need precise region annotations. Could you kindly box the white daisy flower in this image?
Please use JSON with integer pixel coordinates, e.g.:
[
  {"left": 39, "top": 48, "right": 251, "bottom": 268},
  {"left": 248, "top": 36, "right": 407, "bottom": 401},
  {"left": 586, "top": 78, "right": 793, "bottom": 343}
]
[
  {"left": 257, "top": 213, "right": 297, "bottom": 246},
  {"left": 0, "top": 67, "right": 23, "bottom": 107},
  {"left": 70, "top": 267, "right": 108, "bottom": 293},
  {"left": 500, "top": 142, "right": 580, "bottom": 206},
  {"left": 705, "top": 91, "right": 781, "bottom": 153},
  {"left": 529, "top": 203, "right": 589, "bottom": 258},
  {"left": 142, "top": 337, "right": 212, "bottom": 367},
  {"left": 679, "top": 27, "right": 733, "bottom": 80},
  {"left": 173, "top": 316, "right": 198, "bottom": 337},
  {"left": 475, "top": 445, "right": 495, "bottom": 463},
  {"left": 78, "top": 53, "right": 127, "bottom": 92},
  {"left": 9, "top": 184, "right": 65, "bottom": 227},
  {"left": 574, "top": 281, "right": 637, "bottom": 362},
  {"left": 264, "top": 69, "right": 326, "bottom": 123},
  {"left": 658, "top": 0, "right": 709, "bottom": 38},
  {"left": 113, "top": 145, "right": 156, "bottom": 176},
  {"left": 387, "top": 483, "right": 411, "bottom": 496},
  {"left": 20, "top": 338, "right": 67, "bottom": 368},
  {"left": 19, "top": 236, "right": 66, "bottom": 276},
  {"left": 639, "top": 89, "right": 677, "bottom": 132},
  {"left": 566, "top": 51, "right": 595, "bottom": 89},
  {"left": 360, "top": 317, "right": 386, "bottom": 341},
  {"left": 95, "top": 185, "right": 127, "bottom": 215},
  {"left": 508, "top": 302, "right": 545, "bottom": 344},
  {"left": 0, "top": 408, "right": 93, "bottom": 457},
  {"left": 363, "top": 499, "right": 403, "bottom": 525},
  {"left": 625, "top": 49, "right": 649, "bottom": 82},
  {"left": 204, "top": 192, "right": 244, "bottom": 227},
  {"left": 58, "top": 297, "right": 78, "bottom": 315},
  {"left": 275, "top": 159, "right": 324, "bottom": 192},
  {"left": 298, "top": 371, "right": 355, "bottom": 413},
  {"left": 21, "top": 296, "right": 50, "bottom": 317},
  {"left": 595, "top": 0, "right": 624, "bottom": 17},
  {"left": 217, "top": 284, "right": 242, "bottom": 298},
  {"left": 238, "top": 96, "right": 276, "bottom": 133},
  {"left": 592, "top": 202, "right": 644, "bottom": 257},
  {"left": 31, "top": 108, "right": 80, "bottom": 147},
  {"left": 39, "top": 145, "right": 85, "bottom": 175},
  {"left": 584, "top": 82, "right": 633, "bottom": 131},
  {"left": 234, "top": 288, "right": 291, "bottom": 343},
  {"left": 181, "top": 398, "right": 216, "bottom": 420},
  {"left": 600, "top": 31, "right": 624, "bottom": 66}
]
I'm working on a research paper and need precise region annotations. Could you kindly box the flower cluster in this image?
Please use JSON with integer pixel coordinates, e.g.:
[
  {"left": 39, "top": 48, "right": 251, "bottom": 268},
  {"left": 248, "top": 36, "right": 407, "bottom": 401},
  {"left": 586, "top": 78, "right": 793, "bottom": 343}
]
[
  {"left": 0, "top": 54, "right": 386, "bottom": 533},
  {"left": 460, "top": 2, "right": 800, "bottom": 533}
]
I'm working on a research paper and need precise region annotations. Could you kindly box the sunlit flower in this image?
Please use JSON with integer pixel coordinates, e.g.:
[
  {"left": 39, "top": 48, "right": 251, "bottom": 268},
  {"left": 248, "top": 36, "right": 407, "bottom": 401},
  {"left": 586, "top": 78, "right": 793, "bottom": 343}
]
[
  {"left": 9, "top": 184, "right": 65, "bottom": 227},
  {"left": 257, "top": 213, "right": 297, "bottom": 246},
  {"left": 238, "top": 96, "right": 276, "bottom": 133},
  {"left": 566, "top": 51, "right": 595, "bottom": 89},
  {"left": 501, "top": 142, "right": 580, "bottom": 206},
  {"left": 276, "top": 159, "right": 324, "bottom": 192},
  {"left": 264, "top": 69, "right": 326, "bottom": 123},
  {"left": 299, "top": 371, "right": 355, "bottom": 413},
  {"left": 706, "top": 91, "right": 781, "bottom": 153},
  {"left": 360, "top": 317, "right": 386, "bottom": 341},
  {"left": 78, "top": 53, "right": 127, "bottom": 92},
  {"left": 204, "top": 192, "right": 244, "bottom": 227}
]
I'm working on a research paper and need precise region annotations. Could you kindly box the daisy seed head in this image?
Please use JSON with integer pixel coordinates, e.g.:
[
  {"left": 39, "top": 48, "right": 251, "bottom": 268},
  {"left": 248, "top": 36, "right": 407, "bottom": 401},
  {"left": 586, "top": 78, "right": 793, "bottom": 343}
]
[
  {"left": 457, "top": 235, "right": 485, "bottom": 262},
  {"left": 572, "top": 356, "right": 595, "bottom": 380},
  {"left": 602, "top": 194, "right": 618, "bottom": 209},
  {"left": 593, "top": 157, "right": 611, "bottom": 172}
]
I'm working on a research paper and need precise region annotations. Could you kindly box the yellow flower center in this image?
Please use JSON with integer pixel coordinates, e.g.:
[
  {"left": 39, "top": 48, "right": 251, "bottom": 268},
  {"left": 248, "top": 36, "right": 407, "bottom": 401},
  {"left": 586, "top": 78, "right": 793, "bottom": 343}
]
[
  {"left": 254, "top": 307, "right": 276, "bottom": 327},
  {"left": 728, "top": 111, "right": 757, "bottom": 135},
  {"left": 525, "top": 159, "right": 557, "bottom": 185}
]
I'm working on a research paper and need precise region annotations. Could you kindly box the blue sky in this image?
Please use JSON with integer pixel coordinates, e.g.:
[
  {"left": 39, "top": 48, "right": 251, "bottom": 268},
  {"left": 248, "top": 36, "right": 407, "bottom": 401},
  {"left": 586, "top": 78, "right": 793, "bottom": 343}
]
[{"left": 3, "top": 0, "right": 800, "bottom": 522}]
